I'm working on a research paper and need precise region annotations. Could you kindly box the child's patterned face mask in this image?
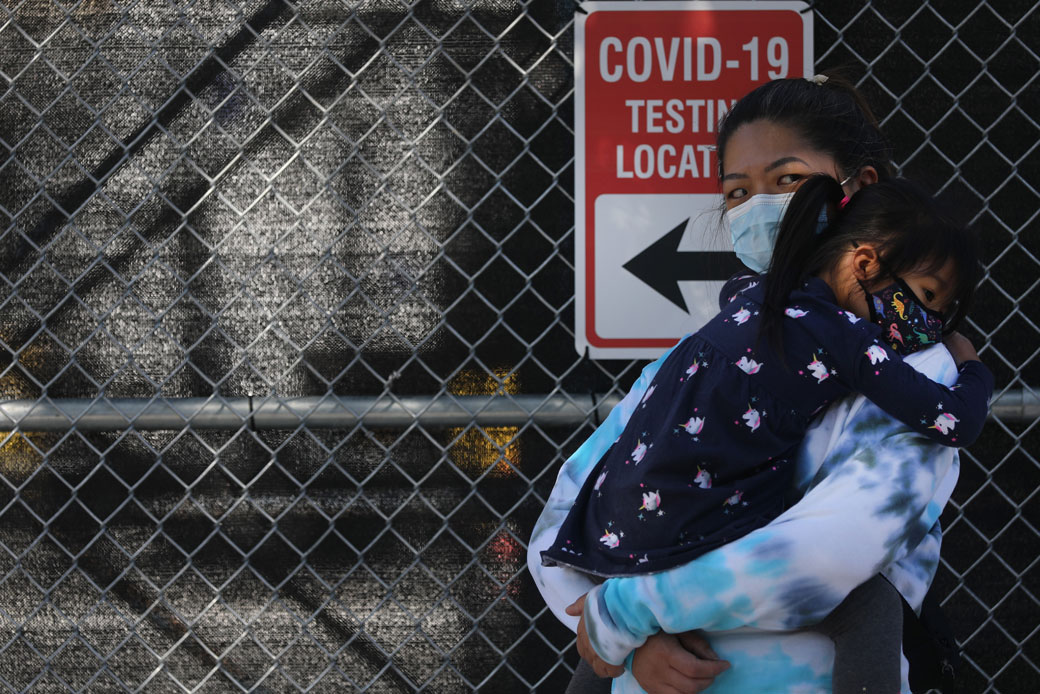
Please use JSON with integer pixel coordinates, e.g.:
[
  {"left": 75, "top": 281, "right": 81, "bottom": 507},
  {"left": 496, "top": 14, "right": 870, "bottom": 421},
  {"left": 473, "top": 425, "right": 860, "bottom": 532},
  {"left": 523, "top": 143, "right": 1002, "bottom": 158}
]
[{"left": 862, "top": 278, "right": 946, "bottom": 355}]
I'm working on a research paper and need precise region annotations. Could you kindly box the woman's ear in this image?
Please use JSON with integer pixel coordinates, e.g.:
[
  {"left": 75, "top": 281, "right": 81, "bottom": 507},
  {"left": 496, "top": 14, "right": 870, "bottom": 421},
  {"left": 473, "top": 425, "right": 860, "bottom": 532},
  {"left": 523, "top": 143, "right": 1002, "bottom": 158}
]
[{"left": 848, "top": 166, "right": 878, "bottom": 193}]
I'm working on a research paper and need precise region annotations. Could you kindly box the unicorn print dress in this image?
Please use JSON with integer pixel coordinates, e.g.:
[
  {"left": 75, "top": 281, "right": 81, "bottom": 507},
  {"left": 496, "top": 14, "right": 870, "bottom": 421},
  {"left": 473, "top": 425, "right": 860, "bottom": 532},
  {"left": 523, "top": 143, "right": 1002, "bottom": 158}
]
[{"left": 541, "top": 277, "right": 992, "bottom": 578}]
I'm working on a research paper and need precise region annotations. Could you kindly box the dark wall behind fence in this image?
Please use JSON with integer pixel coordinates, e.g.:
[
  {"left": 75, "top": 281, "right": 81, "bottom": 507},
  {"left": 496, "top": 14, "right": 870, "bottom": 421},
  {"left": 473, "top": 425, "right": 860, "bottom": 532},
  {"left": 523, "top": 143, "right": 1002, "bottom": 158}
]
[{"left": 0, "top": 0, "right": 1036, "bottom": 691}]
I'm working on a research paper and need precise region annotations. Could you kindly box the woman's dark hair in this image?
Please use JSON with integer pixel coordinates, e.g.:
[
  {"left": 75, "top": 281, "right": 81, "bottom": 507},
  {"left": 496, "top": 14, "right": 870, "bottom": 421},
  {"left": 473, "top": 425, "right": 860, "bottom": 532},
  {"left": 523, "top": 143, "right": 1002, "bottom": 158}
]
[
  {"left": 717, "top": 71, "right": 895, "bottom": 182},
  {"left": 759, "top": 176, "right": 979, "bottom": 359}
]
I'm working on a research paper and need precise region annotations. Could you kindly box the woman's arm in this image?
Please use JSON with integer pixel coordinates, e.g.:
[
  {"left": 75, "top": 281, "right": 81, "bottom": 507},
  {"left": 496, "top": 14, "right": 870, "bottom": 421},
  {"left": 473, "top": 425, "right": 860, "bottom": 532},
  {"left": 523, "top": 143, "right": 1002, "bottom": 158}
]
[
  {"left": 580, "top": 346, "right": 963, "bottom": 666},
  {"left": 527, "top": 341, "right": 682, "bottom": 628}
]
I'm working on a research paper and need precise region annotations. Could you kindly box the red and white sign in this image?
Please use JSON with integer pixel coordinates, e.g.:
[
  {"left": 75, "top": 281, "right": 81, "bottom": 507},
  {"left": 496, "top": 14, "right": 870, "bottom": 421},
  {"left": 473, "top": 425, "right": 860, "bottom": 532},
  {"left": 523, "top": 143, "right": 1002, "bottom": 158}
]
[{"left": 575, "top": 1, "right": 812, "bottom": 358}]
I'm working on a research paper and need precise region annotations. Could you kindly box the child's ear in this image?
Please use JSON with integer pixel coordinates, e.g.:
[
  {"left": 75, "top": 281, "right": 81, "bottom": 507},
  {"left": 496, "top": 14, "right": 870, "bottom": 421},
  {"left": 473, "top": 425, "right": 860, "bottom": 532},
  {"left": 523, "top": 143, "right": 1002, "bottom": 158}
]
[{"left": 850, "top": 244, "right": 881, "bottom": 282}]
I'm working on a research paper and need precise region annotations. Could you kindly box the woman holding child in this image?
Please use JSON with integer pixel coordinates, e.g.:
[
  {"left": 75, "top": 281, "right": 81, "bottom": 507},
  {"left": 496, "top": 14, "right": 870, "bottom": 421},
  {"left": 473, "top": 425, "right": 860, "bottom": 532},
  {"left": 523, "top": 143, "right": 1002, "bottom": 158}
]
[{"left": 528, "top": 73, "right": 980, "bottom": 694}]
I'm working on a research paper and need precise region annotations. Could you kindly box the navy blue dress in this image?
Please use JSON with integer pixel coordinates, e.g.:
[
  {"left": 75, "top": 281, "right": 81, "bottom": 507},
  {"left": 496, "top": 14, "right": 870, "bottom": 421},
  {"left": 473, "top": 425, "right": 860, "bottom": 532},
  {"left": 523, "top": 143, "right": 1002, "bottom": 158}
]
[{"left": 542, "top": 277, "right": 992, "bottom": 577}]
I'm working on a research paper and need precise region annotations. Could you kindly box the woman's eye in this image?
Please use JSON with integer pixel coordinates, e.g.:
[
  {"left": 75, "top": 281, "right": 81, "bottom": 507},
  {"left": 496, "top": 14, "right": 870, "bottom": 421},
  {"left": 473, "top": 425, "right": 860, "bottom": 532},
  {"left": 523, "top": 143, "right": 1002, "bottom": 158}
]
[
  {"left": 778, "top": 173, "right": 803, "bottom": 186},
  {"left": 924, "top": 289, "right": 936, "bottom": 302},
  {"left": 727, "top": 188, "right": 747, "bottom": 200}
]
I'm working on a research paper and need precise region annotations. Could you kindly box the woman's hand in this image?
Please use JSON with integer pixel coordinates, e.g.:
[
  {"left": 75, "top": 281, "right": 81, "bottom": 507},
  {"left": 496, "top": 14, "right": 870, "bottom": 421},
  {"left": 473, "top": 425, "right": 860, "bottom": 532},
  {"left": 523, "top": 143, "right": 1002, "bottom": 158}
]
[
  {"left": 942, "top": 331, "right": 979, "bottom": 365},
  {"left": 632, "top": 631, "right": 731, "bottom": 693},
  {"left": 565, "top": 594, "right": 625, "bottom": 678}
]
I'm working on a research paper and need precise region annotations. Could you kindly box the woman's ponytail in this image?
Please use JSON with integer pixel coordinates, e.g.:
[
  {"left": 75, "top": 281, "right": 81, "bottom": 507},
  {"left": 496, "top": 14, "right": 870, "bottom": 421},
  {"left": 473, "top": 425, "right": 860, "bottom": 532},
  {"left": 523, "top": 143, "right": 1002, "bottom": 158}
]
[{"left": 759, "top": 175, "right": 845, "bottom": 360}]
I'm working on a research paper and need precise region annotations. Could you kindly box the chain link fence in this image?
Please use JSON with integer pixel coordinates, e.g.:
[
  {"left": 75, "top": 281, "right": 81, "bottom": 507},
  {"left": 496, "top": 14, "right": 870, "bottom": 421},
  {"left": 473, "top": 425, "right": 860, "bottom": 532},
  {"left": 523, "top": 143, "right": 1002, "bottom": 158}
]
[{"left": 0, "top": 0, "right": 1035, "bottom": 691}]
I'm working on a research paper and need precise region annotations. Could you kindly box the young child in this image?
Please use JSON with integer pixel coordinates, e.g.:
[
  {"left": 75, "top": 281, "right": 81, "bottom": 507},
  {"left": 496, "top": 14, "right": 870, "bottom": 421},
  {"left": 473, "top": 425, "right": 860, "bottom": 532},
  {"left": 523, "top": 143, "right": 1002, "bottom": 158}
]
[{"left": 542, "top": 176, "right": 993, "bottom": 693}]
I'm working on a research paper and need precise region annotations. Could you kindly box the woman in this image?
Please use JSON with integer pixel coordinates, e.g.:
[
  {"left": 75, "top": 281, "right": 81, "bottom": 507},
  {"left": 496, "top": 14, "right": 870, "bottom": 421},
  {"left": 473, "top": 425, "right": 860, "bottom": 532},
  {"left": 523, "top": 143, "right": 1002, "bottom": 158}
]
[{"left": 528, "top": 73, "right": 961, "bottom": 693}]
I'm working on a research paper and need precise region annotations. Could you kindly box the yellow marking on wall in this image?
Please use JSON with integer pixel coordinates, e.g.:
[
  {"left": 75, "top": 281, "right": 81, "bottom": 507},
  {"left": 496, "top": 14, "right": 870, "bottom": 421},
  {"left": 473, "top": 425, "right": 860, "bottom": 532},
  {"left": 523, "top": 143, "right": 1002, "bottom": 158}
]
[
  {"left": 447, "top": 368, "right": 519, "bottom": 478},
  {"left": 0, "top": 339, "right": 45, "bottom": 399},
  {"left": 0, "top": 433, "right": 45, "bottom": 485},
  {"left": 0, "top": 339, "right": 48, "bottom": 481}
]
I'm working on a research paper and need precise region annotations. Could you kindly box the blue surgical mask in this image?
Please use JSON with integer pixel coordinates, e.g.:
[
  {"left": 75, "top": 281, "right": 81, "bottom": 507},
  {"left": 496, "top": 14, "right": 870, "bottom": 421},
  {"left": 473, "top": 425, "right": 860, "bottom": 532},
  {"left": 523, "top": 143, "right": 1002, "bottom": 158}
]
[
  {"left": 724, "top": 192, "right": 794, "bottom": 273},
  {"left": 725, "top": 178, "right": 851, "bottom": 272}
]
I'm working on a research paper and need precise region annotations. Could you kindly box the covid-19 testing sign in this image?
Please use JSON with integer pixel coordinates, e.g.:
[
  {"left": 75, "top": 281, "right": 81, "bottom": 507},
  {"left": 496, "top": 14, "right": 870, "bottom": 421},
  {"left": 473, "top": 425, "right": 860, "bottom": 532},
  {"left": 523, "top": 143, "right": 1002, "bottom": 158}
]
[{"left": 575, "top": 2, "right": 812, "bottom": 358}]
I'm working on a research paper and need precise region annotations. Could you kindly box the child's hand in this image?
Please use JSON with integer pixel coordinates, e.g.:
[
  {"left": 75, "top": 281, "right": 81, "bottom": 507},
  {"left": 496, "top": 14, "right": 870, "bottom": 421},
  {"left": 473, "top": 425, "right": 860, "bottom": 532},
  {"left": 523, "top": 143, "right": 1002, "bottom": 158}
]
[
  {"left": 565, "top": 594, "right": 625, "bottom": 678},
  {"left": 943, "top": 331, "right": 979, "bottom": 365},
  {"left": 632, "top": 631, "right": 731, "bottom": 693}
]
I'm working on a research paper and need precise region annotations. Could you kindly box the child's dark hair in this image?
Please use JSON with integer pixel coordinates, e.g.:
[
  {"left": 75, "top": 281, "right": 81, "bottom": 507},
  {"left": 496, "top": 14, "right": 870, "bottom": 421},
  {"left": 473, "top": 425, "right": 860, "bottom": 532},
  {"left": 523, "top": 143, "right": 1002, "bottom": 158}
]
[
  {"left": 717, "top": 71, "right": 895, "bottom": 182},
  {"left": 760, "top": 176, "right": 979, "bottom": 358}
]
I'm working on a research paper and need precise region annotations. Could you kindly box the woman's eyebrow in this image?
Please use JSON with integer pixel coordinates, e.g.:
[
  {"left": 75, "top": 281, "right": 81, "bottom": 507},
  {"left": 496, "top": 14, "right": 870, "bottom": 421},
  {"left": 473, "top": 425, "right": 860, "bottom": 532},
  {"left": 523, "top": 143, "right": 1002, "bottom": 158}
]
[
  {"left": 722, "top": 156, "right": 813, "bottom": 181},
  {"left": 764, "top": 156, "right": 810, "bottom": 172}
]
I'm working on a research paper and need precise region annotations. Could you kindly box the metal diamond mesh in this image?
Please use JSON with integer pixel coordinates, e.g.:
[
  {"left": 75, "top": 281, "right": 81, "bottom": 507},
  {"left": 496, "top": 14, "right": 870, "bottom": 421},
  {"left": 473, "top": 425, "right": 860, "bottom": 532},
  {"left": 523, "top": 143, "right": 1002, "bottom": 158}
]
[{"left": 0, "top": 0, "right": 1035, "bottom": 691}]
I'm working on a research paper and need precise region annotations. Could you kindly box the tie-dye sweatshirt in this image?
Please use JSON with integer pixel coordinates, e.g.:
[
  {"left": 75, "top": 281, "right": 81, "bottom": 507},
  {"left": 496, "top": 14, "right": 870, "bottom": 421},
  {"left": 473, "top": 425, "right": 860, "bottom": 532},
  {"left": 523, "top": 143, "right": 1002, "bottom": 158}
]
[{"left": 527, "top": 344, "right": 962, "bottom": 693}]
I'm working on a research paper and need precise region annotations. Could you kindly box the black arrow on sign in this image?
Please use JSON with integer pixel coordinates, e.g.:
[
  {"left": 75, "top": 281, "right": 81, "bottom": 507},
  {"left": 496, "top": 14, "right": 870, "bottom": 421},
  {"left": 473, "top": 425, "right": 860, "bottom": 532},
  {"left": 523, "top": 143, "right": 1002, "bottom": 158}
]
[{"left": 622, "top": 219, "right": 746, "bottom": 313}]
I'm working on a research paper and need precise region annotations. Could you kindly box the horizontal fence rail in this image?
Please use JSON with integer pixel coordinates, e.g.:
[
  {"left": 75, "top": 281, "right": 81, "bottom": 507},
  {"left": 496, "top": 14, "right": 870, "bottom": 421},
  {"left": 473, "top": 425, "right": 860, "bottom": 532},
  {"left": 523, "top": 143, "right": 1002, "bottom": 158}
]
[
  {"left": 0, "top": 391, "right": 1034, "bottom": 431},
  {"left": 0, "top": 394, "right": 621, "bottom": 430}
]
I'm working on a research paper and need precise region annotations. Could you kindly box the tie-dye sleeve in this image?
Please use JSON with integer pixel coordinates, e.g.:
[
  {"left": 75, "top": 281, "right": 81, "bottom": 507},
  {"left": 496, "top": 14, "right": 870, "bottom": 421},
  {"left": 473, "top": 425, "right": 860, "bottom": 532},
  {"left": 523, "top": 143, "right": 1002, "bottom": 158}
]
[
  {"left": 579, "top": 347, "right": 961, "bottom": 667},
  {"left": 527, "top": 341, "right": 681, "bottom": 629}
]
